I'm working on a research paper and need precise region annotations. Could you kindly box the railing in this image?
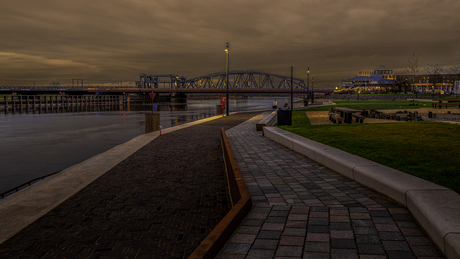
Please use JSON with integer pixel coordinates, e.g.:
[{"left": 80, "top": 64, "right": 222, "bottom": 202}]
[{"left": 0, "top": 170, "right": 61, "bottom": 199}]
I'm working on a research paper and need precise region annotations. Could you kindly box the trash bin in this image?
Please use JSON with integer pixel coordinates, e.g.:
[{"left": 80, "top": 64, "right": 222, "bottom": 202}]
[{"left": 277, "top": 108, "right": 292, "bottom": 126}]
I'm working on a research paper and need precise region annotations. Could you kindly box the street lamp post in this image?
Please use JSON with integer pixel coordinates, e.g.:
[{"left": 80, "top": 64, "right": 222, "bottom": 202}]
[
  {"left": 312, "top": 76, "right": 315, "bottom": 103},
  {"left": 291, "top": 66, "right": 293, "bottom": 126},
  {"left": 307, "top": 68, "right": 310, "bottom": 105},
  {"left": 225, "top": 42, "right": 229, "bottom": 116}
]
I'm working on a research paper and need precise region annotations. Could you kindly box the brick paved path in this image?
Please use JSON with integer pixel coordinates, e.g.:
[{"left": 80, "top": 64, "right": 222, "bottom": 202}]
[
  {"left": 218, "top": 113, "right": 444, "bottom": 259},
  {"left": 0, "top": 112, "right": 260, "bottom": 259}
]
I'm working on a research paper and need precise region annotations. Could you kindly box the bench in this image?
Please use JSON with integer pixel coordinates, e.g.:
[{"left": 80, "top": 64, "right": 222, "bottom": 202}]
[
  {"left": 328, "top": 112, "right": 335, "bottom": 121},
  {"left": 256, "top": 111, "right": 277, "bottom": 131},
  {"left": 331, "top": 115, "right": 343, "bottom": 124},
  {"left": 352, "top": 113, "right": 365, "bottom": 123},
  {"left": 432, "top": 102, "right": 460, "bottom": 109}
]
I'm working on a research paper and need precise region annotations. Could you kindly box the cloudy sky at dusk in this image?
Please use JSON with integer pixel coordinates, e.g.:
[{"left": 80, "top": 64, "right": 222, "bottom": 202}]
[{"left": 1, "top": 0, "right": 460, "bottom": 89}]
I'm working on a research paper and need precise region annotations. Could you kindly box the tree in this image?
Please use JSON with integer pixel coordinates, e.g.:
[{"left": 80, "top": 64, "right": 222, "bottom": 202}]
[
  {"left": 425, "top": 61, "right": 444, "bottom": 97},
  {"left": 405, "top": 52, "right": 420, "bottom": 104},
  {"left": 450, "top": 56, "right": 460, "bottom": 88},
  {"left": 451, "top": 57, "right": 460, "bottom": 94}
]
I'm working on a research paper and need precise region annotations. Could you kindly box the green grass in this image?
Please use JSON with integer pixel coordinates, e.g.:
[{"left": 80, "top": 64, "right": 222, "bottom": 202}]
[
  {"left": 304, "top": 100, "right": 433, "bottom": 111},
  {"left": 279, "top": 110, "right": 460, "bottom": 194}
]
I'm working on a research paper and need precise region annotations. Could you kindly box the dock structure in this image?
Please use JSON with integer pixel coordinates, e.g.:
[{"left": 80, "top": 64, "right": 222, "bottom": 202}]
[{"left": 1, "top": 95, "right": 125, "bottom": 114}]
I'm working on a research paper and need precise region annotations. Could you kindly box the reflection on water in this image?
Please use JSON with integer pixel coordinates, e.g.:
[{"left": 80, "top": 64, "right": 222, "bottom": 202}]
[{"left": 0, "top": 96, "right": 296, "bottom": 194}]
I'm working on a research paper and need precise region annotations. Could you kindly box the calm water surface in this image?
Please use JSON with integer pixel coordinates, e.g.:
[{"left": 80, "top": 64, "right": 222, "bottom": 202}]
[{"left": 0, "top": 96, "right": 296, "bottom": 193}]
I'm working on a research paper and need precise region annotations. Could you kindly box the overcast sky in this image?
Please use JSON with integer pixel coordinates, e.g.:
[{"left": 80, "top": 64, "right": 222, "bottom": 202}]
[{"left": 1, "top": 0, "right": 460, "bottom": 88}]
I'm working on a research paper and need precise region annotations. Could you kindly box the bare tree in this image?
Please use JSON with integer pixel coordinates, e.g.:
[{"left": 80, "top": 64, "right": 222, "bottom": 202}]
[
  {"left": 450, "top": 56, "right": 460, "bottom": 83},
  {"left": 405, "top": 52, "right": 420, "bottom": 104},
  {"left": 425, "top": 61, "right": 445, "bottom": 97}
]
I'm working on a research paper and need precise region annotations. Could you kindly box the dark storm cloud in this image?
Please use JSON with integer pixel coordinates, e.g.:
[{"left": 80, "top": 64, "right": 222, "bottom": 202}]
[{"left": 1, "top": 0, "right": 460, "bottom": 87}]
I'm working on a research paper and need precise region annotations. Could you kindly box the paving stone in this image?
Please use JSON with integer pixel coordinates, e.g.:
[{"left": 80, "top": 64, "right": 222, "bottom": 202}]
[
  {"left": 379, "top": 231, "right": 405, "bottom": 241},
  {"left": 357, "top": 244, "right": 385, "bottom": 255},
  {"left": 285, "top": 221, "right": 308, "bottom": 228},
  {"left": 280, "top": 236, "right": 305, "bottom": 246},
  {"left": 331, "top": 230, "right": 354, "bottom": 239},
  {"left": 382, "top": 241, "right": 411, "bottom": 251},
  {"left": 275, "top": 245, "right": 303, "bottom": 257},
  {"left": 246, "top": 249, "right": 275, "bottom": 259},
  {"left": 222, "top": 243, "right": 252, "bottom": 254},
  {"left": 283, "top": 228, "right": 307, "bottom": 236},
  {"left": 257, "top": 230, "right": 282, "bottom": 240},
  {"left": 229, "top": 234, "right": 257, "bottom": 244},
  {"left": 303, "top": 252, "right": 329, "bottom": 259},
  {"left": 236, "top": 226, "right": 260, "bottom": 235},
  {"left": 331, "top": 248, "right": 359, "bottom": 259},
  {"left": 252, "top": 239, "right": 278, "bottom": 250},
  {"left": 307, "top": 226, "right": 329, "bottom": 233},
  {"left": 261, "top": 223, "right": 285, "bottom": 231},
  {"left": 331, "top": 238, "right": 357, "bottom": 249},
  {"left": 306, "top": 233, "right": 329, "bottom": 242},
  {"left": 411, "top": 245, "right": 443, "bottom": 257},
  {"left": 304, "top": 242, "right": 329, "bottom": 253},
  {"left": 385, "top": 250, "right": 417, "bottom": 259},
  {"left": 330, "top": 222, "right": 352, "bottom": 230},
  {"left": 269, "top": 210, "right": 290, "bottom": 217}
]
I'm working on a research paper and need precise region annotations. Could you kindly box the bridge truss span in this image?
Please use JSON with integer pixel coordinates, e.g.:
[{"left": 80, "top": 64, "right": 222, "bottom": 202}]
[
  {"left": 185, "top": 70, "right": 306, "bottom": 90},
  {"left": 137, "top": 70, "right": 307, "bottom": 90}
]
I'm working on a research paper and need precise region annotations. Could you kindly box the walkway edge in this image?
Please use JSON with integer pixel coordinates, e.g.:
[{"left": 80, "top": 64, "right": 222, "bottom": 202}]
[
  {"left": 263, "top": 126, "right": 460, "bottom": 259},
  {"left": 0, "top": 114, "right": 225, "bottom": 246},
  {"left": 188, "top": 128, "right": 252, "bottom": 259}
]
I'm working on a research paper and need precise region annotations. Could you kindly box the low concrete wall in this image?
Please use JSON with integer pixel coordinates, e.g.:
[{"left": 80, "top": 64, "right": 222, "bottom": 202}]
[
  {"left": 188, "top": 128, "right": 252, "bottom": 259},
  {"left": 263, "top": 126, "right": 460, "bottom": 259}
]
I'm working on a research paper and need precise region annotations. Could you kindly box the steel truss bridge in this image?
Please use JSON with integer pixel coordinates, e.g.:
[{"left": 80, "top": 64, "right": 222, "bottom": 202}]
[
  {"left": 135, "top": 70, "right": 308, "bottom": 93},
  {"left": 0, "top": 71, "right": 333, "bottom": 94}
]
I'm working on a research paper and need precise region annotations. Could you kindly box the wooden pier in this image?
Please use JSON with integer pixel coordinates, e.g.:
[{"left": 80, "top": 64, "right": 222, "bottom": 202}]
[{"left": 1, "top": 95, "right": 126, "bottom": 114}]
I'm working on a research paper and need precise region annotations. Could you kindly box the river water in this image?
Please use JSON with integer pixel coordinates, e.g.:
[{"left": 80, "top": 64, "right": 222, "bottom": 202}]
[{"left": 0, "top": 96, "right": 296, "bottom": 194}]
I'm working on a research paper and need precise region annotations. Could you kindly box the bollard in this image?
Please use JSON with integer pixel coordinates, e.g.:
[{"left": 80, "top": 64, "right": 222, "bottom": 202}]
[
  {"left": 145, "top": 113, "right": 160, "bottom": 133},
  {"left": 216, "top": 104, "right": 223, "bottom": 115}
]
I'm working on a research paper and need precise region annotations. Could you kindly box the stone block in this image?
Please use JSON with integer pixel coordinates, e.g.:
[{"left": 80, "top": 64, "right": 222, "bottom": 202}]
[
  {"left": 407, "top": 189, "right": 460, "bottom": 256},
  {"left": 445, "top": 233, "right": 460, "bottom": 259},
  {"left": 314, "top": 148, "right": 376, "bottom": 180},
  {"left": 353, "top": 165, "right": 447, "bottom": 206}
]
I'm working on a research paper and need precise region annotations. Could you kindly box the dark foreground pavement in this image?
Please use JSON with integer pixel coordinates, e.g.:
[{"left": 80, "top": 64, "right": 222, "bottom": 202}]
[{"left": 0, "top": 112, "right": 262, "bottom": 259}]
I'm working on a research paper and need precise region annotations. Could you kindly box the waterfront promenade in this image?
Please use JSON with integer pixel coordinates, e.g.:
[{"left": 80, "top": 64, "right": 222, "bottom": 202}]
[
  {"left": 217, "top": 113, "right": 443, "bottom": 258},
  {"left": 0, "top": 112, "right": 260, "bottom": 258},
  {"left": 0, "top": 110, "right": 447, "bottom": 258}
]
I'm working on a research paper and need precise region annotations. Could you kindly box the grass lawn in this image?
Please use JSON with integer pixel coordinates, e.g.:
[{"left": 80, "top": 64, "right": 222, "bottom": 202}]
[
  {"left": 304, "top": 100, "right": 433, "bottom": 111},
  {"left": 279, "top": 107, "right": 460, "bottom": 194}
]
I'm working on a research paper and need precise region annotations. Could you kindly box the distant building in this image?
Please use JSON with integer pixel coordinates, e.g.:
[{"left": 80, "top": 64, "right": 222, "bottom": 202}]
[
  {"left": 358, "top": 70, "right": 395, "bottom": 80},
  {"left": 397, "top": 74, "right": 459, "bottom": 93},
  {"left": 342, "top": 74, "right": 394, "bottom": 91},
  {"left": 342, "top": 69, "right": 395, "bottom": 91}
]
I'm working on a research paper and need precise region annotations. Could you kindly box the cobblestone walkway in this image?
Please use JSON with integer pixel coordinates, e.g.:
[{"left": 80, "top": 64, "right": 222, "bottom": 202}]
[{"left": 218, "top": 113, "right": 444, "bottom": 259}]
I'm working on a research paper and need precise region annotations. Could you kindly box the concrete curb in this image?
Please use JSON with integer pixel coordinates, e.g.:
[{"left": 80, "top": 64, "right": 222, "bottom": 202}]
[
  {"left": 263, "top": 126, "right": 460, "bottom": 259},
  {"left": 188, "top": 128, "right": 252, "bottom": 259},
  {"left": 0, "top": 114, "right": 226, "bottom": 245}
]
